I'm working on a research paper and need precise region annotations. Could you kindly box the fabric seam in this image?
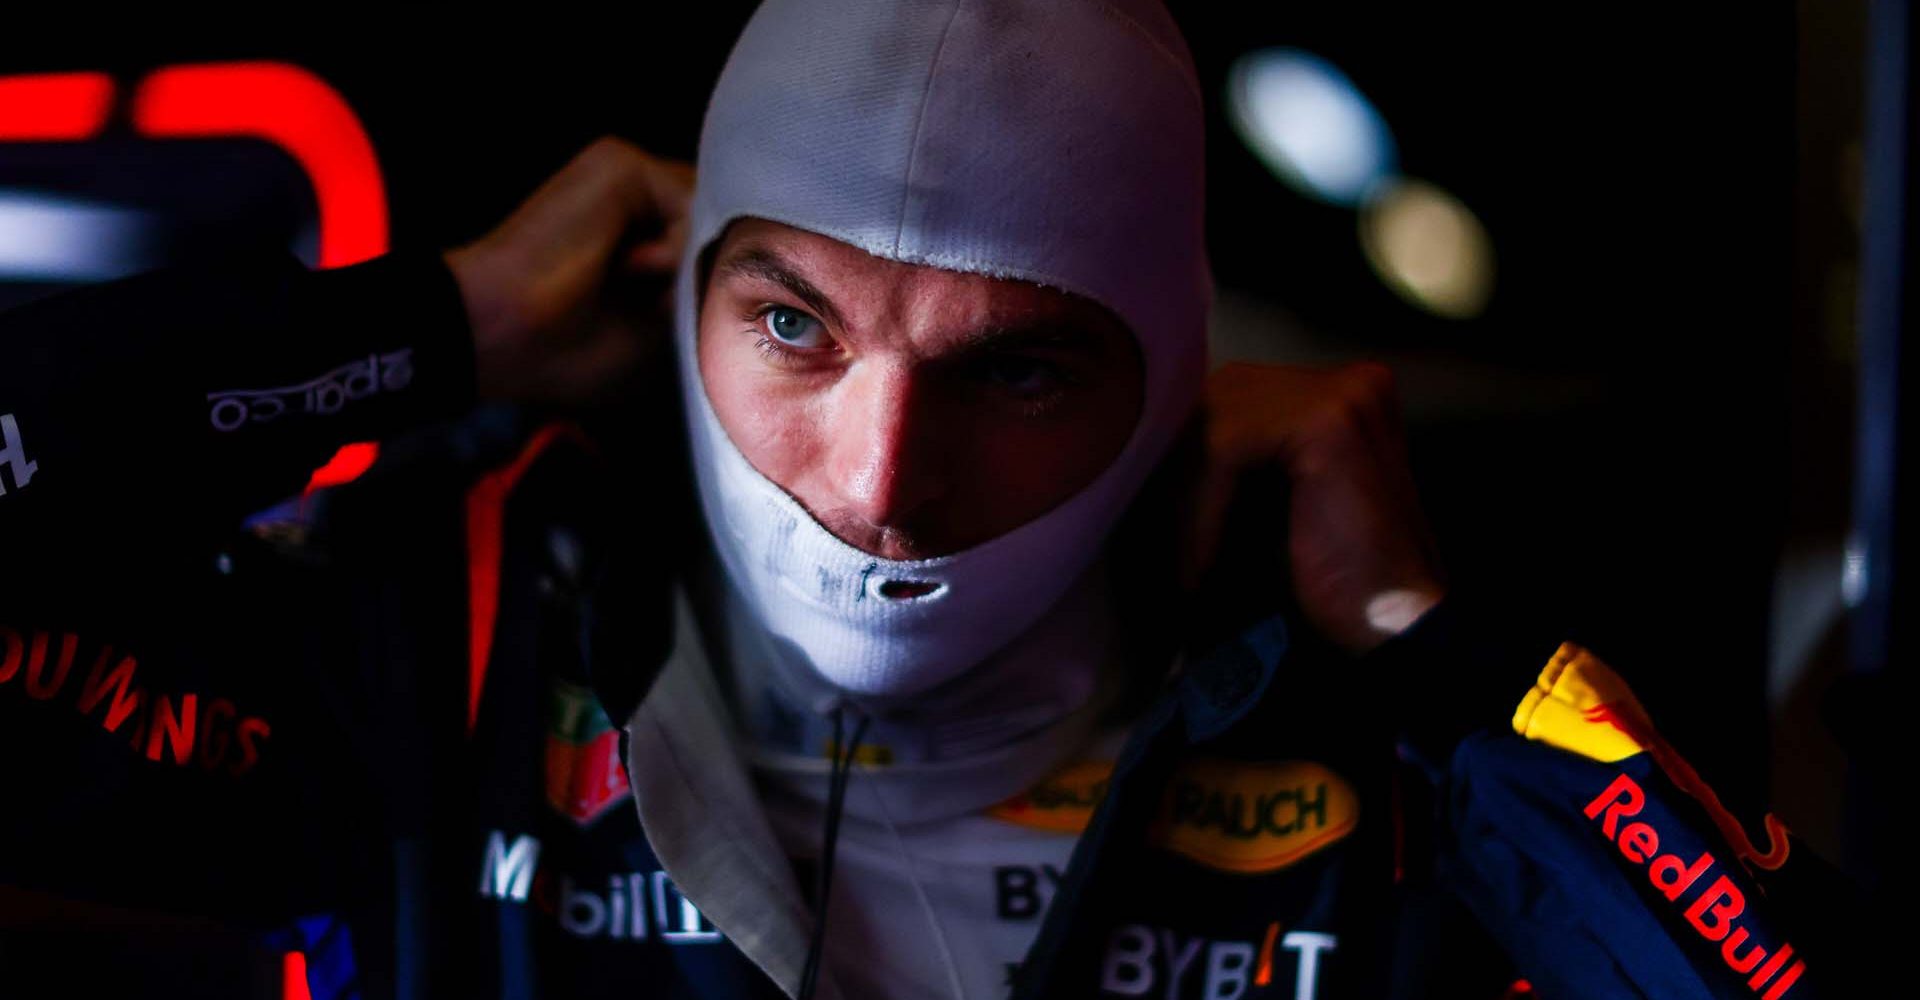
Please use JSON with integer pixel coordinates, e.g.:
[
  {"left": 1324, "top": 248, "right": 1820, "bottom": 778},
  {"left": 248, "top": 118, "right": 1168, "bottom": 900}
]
[
  {"left": 892, "top": 0, "right": 968, "bottom": 258},
  {"left": 1081, "top": 0, "right": 1205, "bottom": 109}
]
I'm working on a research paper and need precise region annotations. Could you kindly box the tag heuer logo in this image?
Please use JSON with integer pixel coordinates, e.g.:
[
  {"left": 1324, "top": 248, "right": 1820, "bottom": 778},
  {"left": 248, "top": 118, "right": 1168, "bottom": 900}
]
[{"left": 545, "top": 680, "right": 631, "bottom": 826}]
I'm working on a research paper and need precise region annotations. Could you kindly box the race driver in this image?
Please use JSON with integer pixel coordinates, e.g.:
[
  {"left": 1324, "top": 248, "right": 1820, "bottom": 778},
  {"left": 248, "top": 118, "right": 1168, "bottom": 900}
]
[{"left": 0, "top": 1, "right": 1872, "bottom": 998}]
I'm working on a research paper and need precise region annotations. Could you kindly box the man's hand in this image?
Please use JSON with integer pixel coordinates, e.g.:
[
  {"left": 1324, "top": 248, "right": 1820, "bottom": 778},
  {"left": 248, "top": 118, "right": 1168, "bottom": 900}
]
[
  {"left": 1178, "top": 360, "right": 1446, "bottom": 655},
  {"left": 443, "top": 135, "right": 694, "bottom": 405}
]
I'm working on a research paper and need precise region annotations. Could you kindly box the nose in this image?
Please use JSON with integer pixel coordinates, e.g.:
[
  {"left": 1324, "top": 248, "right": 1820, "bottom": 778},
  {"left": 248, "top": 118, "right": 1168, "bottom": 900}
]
[{"left": 823, "top": 362, "right": 948, "bottom": 553}]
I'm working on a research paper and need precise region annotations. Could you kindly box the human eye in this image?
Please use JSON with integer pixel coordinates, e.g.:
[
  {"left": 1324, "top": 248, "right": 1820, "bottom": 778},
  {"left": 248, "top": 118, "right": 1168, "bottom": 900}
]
[
  {"left": 761, "top": 305, "right": 829, "bottom": 348},
  {"left": 741, "top": 303, "right": 833, "bottom": 370},
  {"left": 976, "top": 353, "right": 1076, "bottom": 417}
]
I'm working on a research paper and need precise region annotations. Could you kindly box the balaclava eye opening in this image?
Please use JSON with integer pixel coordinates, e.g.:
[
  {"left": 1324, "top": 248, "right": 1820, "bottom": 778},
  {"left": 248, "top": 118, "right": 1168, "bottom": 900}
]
[{"left": 672, "top": 0, "right": 1212, "bottom": 701}]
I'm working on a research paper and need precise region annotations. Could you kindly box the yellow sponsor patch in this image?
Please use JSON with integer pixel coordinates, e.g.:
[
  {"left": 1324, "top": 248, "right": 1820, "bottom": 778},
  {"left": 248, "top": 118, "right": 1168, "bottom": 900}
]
[
  {"left": 987, "top": 760, "right": 1114, "bottom": 834},
  {"left": 821, "top": 738, "right": 895, "bottom": 767},
  {"left": 1511, "top": 642, "right": 1655, "bottom": 763},
  {"left": 1149, "top": 758, "right": 1358, "bottom": 874}
]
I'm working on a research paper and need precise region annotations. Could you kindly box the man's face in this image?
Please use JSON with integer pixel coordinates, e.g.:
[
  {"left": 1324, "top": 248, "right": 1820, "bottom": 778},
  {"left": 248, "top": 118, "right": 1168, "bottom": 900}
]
[{"left": 697, "top": 217, "right": 1145, "bottom": 564}]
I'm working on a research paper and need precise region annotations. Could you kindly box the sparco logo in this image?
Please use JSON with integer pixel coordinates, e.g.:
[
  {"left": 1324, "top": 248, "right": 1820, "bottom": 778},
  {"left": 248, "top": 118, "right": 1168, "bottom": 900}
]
[{"left": 205, "top": 349, "right": 413, "bottom": 432}]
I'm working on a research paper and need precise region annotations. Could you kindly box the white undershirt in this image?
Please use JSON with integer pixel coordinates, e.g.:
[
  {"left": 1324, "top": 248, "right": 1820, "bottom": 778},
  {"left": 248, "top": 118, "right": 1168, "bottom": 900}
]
[
  {"left": 752, "top": 725, "right": 1134, "bottom": 1000},
  {"left": 687, "top": 541, "right": 1145, "bottom": 999}
]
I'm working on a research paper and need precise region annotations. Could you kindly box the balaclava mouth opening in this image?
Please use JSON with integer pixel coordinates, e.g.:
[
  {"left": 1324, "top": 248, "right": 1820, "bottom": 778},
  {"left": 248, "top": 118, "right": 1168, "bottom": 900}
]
[{"left": 670, "top": 0, "right": 1212, "bottom": 704}]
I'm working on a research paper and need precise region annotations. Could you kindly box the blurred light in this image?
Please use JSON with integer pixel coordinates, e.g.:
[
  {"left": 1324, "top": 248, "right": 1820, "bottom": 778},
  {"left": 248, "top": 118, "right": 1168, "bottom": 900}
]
[
  {"left": 1358, "top": 178, "right": 1495, "bottom": 319},
  {"left": 0, "top": 72, "right": 114, "bottom": 141},
  {"left": 1842, "top": 532, "right": 1868, "bottom": 608},
  {"left": 284, "top": 951, "right": 311, "bottom": 1000},
  {"left": 304, "top": 441, "right": 381, "bottom": 494},
  {"left": 0, "top": 191, "right": 156, "bottom": 282},
  {"left": 132, "top": 61, "right": 389, "bottom": 268},
  {"left": 1365, "top": 588, "right": 1441, "bottom": 636},
  {"left": 1226, "top": 48, "right": 1396, "bottom": 206}
]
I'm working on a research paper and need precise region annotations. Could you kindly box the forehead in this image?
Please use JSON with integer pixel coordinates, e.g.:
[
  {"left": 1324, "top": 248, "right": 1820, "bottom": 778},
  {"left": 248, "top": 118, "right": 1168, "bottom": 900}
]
[{"left": 703, "top": 217, "right": 1134, "bottom": 343}]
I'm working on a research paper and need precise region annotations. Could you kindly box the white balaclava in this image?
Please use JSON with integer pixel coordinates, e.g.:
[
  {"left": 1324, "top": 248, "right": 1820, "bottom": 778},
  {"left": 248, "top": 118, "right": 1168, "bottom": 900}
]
[{"left": 671, "top": 0, "right": 1212, "bottom": 702}]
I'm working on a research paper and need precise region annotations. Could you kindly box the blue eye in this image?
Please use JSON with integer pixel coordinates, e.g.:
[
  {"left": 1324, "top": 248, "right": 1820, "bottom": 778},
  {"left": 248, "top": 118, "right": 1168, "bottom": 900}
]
[{"left": 763, "top": 306, "right": 827, "bottom": 347}]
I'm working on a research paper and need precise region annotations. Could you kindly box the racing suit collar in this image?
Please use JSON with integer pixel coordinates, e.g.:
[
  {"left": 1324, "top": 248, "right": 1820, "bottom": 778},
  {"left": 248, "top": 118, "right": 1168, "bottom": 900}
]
[{"left": 622, "top": 577, "right": 830, "bottom": 998}]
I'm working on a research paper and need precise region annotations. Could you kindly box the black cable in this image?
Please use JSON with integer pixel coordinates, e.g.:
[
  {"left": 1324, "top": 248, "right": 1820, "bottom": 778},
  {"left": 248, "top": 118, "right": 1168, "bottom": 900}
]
[{"left": 797, "top": 704, "right": 869, "bottom": 1000}]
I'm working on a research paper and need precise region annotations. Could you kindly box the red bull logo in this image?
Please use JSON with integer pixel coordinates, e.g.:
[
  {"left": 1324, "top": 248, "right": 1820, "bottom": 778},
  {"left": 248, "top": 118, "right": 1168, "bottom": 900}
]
[
  {"left": 1515, "top": 642, "right": 1790, "bottom": 873},
  {"left": 1585, "top": 773, "right": 1806, "bottom": 998}
]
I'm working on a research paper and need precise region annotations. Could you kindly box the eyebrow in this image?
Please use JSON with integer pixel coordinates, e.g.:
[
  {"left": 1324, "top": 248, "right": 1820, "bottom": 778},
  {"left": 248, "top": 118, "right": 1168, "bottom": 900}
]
[
  {"left": 714, "top": 243, "right": 1115, "bottom": 359},
  {"left": 713, "top": 246, "right": 849, "bottom": 332},
  {"left": 950, "top": 321, "right": 1107, "bottom": 359}
]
